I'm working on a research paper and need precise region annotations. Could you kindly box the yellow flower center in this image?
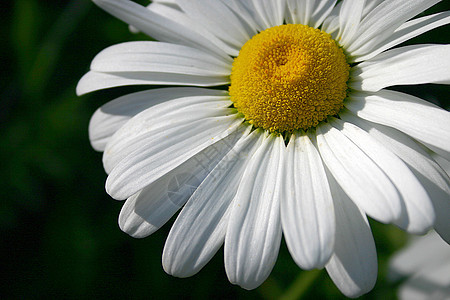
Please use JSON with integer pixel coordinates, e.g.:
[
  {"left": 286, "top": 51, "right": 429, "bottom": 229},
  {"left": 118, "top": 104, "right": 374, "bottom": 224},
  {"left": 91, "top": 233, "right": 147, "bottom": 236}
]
[{"left": 229, "top": 24, "right": 350, "bottom": 133}]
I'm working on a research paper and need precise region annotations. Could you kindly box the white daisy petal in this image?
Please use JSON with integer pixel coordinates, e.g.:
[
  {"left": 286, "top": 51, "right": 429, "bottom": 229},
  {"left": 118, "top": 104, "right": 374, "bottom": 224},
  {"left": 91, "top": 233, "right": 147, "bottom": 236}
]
[
  {"left": 316, "top": 122, "right": 402, "bottom": 224},
  {"left": 286, "top": 0, "right": 313, "bottom": 26},
  {"left": 399, "top": 260, "right": 450, "bottom": 300},
  {"left": 89, "top": 87, "right": 220, "bottom": 151},
  {"left": 341, "top": 111, "right": 450, "bottom": 240},
  {"left": 428, "top": 155, "right": 450, "bottom": 243},
  {"left": 76, "top": 70, "right": 229, "bottom": 95},
  {"left": 321, "top": 2, "right": 341, "bottom": 35},
  {"left": 322, "top": 0, "right": 380, "bottom": 37},
  {"left": 320, "top": 0, "right": 383, "bottom": 41},
  {"left": 106, "top": 115, "right": 243, "bottom": 200},
  {"left": 360, "top": 0, "right": 384, "bottom": 18},
  {"left": 78, "top": 41, "right": 232, "bottom": 95},
  {"left": 389, "top": 231, "right": 450, "bottom": 299},
  {"left": 286, "top": 0, "right": 337, "bottom": 28},
  {"left": 111, "top": 112, "right": 241, "bottom": 172},
  {"left": 151, "top": 0, "right": 178, "bottom": 5},
  {"left": 427, "top": 145, "right": 450, "bottom": 162},
  {"left": 162, "top": 128, "right": 263, "bottom": 277},
  {"left": 281, "top": 132, "right": 335, "bottom": 270},
  {"left": 343, "top": 114, "right": 450, "bottom": 240},
  {"left": 129, "top": 1, "right": 181, "bottom": 34},
  {"left": 337, "top": 0, "right": 365, "bottom": 47},
  {"left": 345, "top": 90, "right": 450, "bottom": 154},
  {"left": 248, "top": 0, "right": 286, "bottom": 29},
  {"left": 432, "top": 154, "right": 450, "bottom": 176},
  {"left": 225, "top": 134, "right": 284, "bottom": 290},
  {"left": 354, "top": 11, "right": 450, "bottom": 61},
  {"left": 428, "top": 190, "right": 450, "bottom": 245},
  {"left": 118, "top": 128, "right": 247, "bottom": 238},
  {"left": 325, "top": 170, "right": 377, "bottom": 299},
  {"left": 146, "top": 0, "right": 180, "bottom": 14},
  {"left": 346, "top": 0, "right": 441, "bottom": 54},
  {"left": 234, "top": 1, "right": 267, "bottom": 30},
  {"left": 222, "top": 0, "right": 262, "bottom": 33},
  {"left": 118, "top": 189, "right": 177, "bottom": 238},
  {"left": 309, "top": 0, "right": 337, "bottom": 28},
  {"left": 389, "top": 231, "right": 450, "bottom": 280},
  {"left": 143, "top": 0, "right": 242, "bottom": 56},
  {"left": 119, "top": 194, "right": 154, "bottom": 238},
  {"left": 175, "top": 0, "right": 251, "bottom": 49},
  {"left": 417, "top": 173, "right": 450, "bottom": 244},
  {"left": 90, "top": 41, "right": 231, "bottom": 76},
  {"left": 102, "top": 94, "right": 232, "bottom": 173},
  {"left": 341, "top": 111, "right": 450, "bottom": 195},
  {"left": 350, "top": 45, "right": 450, "bottom": 91},
  {"left": 92, "top": 0, "right": 229, "bottom": 58},
  {"left": 330, "top": 118, "right": 434, "bottom": 234}
]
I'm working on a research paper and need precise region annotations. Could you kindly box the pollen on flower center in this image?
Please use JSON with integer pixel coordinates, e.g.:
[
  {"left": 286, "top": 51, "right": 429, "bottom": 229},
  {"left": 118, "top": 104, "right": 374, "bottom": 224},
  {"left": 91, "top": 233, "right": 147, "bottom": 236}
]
[{"left": 229, "top": 24, "right": 350, "bottom": 132}]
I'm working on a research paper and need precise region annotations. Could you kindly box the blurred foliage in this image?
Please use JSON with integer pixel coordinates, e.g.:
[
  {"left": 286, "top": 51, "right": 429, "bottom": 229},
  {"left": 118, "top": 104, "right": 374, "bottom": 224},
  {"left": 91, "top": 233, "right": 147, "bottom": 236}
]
[{"left": 0, "top": 0, "right": 448, "bottom": 299}]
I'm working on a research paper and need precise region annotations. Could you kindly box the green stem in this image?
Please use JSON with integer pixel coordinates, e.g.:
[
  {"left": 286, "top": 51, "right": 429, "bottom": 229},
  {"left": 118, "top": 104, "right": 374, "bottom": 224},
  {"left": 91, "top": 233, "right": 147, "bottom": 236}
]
[
  {"left": 258, "top": 276, "right": 284, "bottom": 300},
  {"left": 279, "top": 269, "right": 322, "bottom": 300}
]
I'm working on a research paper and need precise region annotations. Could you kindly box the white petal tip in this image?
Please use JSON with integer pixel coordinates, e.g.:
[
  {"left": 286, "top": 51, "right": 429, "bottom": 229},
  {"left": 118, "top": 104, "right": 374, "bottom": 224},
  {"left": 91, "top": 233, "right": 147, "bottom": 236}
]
[
  {"left": 232, "top": 280, "right": 261, "bottom": 291},
  {"left": 162, "top": 265, "right": 196, "bottom": 279},
  {"left": 76, "top": 72, "right": 96, "bottom": 96},
  {"left": 92, "top": 0, "right": 114, "bottom": 7},
  {"left": 121, "top": 228, "right": 152, "bottom": 239},
  {"left": 75, "top": 80, "right": 86, "bottom": 96},
  {"left": 105, "top": 177, "right": 127, "bottom": 200},
  {"left": 118, "top": 211, "right": 157, "bottom": 239}
]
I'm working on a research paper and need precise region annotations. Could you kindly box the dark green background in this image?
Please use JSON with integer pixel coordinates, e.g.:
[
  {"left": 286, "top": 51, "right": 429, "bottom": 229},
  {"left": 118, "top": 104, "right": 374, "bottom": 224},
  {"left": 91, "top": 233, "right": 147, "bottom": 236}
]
[{"left": 1, "top": 0, "right": 448, "bottom": 298}]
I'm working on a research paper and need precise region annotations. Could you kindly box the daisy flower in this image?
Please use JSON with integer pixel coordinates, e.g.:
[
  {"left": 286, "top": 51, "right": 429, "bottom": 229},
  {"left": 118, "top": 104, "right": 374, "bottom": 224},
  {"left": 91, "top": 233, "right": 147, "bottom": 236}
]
[
  {"left": 77, "top": 0, "right": 450, "bottom": 297},
  {"left": 389, "top": 231, "right": 450, "bottom": 300}
]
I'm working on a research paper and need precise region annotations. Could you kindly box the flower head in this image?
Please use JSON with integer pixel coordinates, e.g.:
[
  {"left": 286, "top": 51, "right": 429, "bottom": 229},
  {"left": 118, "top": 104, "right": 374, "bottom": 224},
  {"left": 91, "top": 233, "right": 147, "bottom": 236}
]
[{"left": 78, "top": 0, "right": 450, "bottom": 297}]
